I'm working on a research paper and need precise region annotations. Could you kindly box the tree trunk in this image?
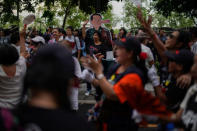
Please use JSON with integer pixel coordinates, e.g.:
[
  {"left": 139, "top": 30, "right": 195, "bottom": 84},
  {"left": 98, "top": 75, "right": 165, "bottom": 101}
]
[
  {"left": 62, "top": 1, "right": 72, "bottom": 29},
  {"left": 17, "top": 0, "right": 20, "bottom": 28}
]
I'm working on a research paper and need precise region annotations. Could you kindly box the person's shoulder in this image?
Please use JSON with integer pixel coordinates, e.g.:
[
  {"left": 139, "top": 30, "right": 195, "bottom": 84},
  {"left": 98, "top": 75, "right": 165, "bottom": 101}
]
[
  {"left": 56, "top": 111, "right": 91, "bottom": 130},
  {"left": 141, "top": 44, "right": 150, "bottom": 50},
  {"left": 16, "top": 56, "right": 26, "bottom": 66},
  {"left": 121, "top": 73, "right": 143, "bottom": 85},
  {"left": 86, "top": 27, "right": 94, "bottom": 32}
]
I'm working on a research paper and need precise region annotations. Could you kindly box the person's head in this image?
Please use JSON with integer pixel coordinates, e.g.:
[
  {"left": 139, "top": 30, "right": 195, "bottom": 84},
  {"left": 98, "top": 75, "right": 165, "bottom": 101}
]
[
  {"left": 114, "top": 37, "right": 148, "bottom": 83},
  {"left": 48, "top": 26, "right": 53, "bottom": 33},
  {"left": 191, "top": 55, "right": 197, "bottom": 82},
  {"left": 23, "top": 44, "right": 74, "bottom": 109},
  {"left": 66, "top": 26, "right": 73, "bottom": 36},
  {"left": 165, "top": 49, "right": 194, "bottom": 77},
  {"left": 90, "top": 13, "right": 102, "bottom": 27},
  {"left": 165, "top": 30, "right": 191, "bottom": 50},
  {"left": 159, "top": 29, "right": 165, "bottom": 36},
  {"left": 114, "top": 37, "right": 141, "bottom": 65},
  {"left": 52, "top": 28, "right": 61, "bottom": 39},
  {"left": 0, "top": 29, "right": 4, "bottom": 37},
  {"left": 0, "top": 44, "right": 19, "bottom": 66},
  {"left": 119, "top": 27, "right": 127, "bottom": 38},
  {"left": 59, "top": 28, "right": 65, "bottom": 37},
  {"left": 189, "top": 27, "right": 197, "bottom": 42},
  {"left": 73, "top": 29, "right": 79, "bottom": 37},
  {"left": 136, "top": 32, "right": 149, "bottom": 45},
  {"left": 126, "top": 31, "right": 132, "bottom": 38},
  {"left": 30, "top": 36, "right": 45, "bottom": 52},
  {"left": 93, "top": 30, "right": 102, "bottom": 42}
]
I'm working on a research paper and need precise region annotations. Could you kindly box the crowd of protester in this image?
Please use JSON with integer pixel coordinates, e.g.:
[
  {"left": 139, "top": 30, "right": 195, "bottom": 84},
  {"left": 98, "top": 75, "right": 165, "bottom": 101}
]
[{"left": 0, "top": 9, "right": 197, "bottom": 131}]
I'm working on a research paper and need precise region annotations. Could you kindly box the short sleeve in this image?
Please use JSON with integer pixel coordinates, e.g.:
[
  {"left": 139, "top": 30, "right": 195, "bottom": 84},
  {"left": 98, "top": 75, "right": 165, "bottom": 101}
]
[
  {"left": 147, "top": 47, "right": 154, "bottom": 62},
  {"left": 113, "top": 74, "right": 143, "bottom": 104},
  {"left": 113, "top": 74, "right": 172, "bottom": 118}
]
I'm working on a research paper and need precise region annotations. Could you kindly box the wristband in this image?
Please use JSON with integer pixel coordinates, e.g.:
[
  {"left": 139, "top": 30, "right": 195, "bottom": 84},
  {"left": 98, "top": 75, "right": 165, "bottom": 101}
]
[{"left": 97, "top": 73, "right": 104, "bottom": 80}]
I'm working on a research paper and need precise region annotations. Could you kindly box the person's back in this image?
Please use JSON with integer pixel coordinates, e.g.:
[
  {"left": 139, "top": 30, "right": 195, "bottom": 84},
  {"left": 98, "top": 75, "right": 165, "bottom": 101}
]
[
  {"left": 15, "top": 44, "right": 91, "bottom": 131},
  {"left": 0, "top": 44, "right": 26, "bottom": 109},
  {"left": 16, "top": 105, "right": 89, "bottom": 131}
]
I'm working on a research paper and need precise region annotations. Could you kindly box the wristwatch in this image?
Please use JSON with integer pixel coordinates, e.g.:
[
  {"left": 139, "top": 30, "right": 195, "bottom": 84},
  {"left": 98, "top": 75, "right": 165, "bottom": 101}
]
[{"left": 97, "top": 73, "right": 105, "bottom": 80}]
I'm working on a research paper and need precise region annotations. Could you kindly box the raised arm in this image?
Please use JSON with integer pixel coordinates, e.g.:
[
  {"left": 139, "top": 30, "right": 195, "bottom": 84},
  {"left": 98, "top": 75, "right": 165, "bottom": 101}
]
[
  {"left": 136, "top": 8, "right": 167, "bottom": 64},
  {"left": 19, "top": 27, "right": 26, "bottom": 57},
  {"left": 82, "top": 20, "right": 89, "bottom": 40}
]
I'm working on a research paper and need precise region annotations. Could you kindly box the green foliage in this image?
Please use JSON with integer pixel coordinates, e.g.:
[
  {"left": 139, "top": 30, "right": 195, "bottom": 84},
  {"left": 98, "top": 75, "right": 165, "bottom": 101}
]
[
  {"left": 123, "top": 0, "right": 196, "bottom": 29},
  {"left": 0, "top": 0, "right": 38, "bottom": 24},
  {"left": 123, "top": 0, "right": 148, "bottom": 29},
  {"left": 66, "top": 7, "right": 89, "bottom": 29},
  {"left": 152, "top": 0, "right": 197, "bottom": 19}
]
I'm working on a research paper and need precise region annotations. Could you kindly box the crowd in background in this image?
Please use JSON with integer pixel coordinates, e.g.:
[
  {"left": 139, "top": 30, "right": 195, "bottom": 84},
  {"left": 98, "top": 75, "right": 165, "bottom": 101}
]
[{"left": 0, "top": 10, "right": 197, "bottom": 131}]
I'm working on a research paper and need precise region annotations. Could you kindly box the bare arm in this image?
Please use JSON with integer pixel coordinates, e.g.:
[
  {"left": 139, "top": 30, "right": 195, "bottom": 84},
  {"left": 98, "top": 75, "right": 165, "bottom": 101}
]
[
  {"left": 136, "top": 8, "right": 167, "bottom": 64},
  {"left": 19, "top": 27, "right": 26, "bottom": 57},
  {"left": 82, "top": 20, "right": 88, "bottom": 40},
  {"left": 80, "top": 56, "right": 118, "bottom": 100}
]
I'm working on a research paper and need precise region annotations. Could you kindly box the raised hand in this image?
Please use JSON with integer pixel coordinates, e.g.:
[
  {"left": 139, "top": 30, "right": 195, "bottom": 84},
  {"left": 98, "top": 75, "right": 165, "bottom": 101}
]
[
  {"left": 83, "top": 20, "right": 89, "bottom": 27},
  {"left": 136, "top": 8, "right": 153, "bottom": 32}
]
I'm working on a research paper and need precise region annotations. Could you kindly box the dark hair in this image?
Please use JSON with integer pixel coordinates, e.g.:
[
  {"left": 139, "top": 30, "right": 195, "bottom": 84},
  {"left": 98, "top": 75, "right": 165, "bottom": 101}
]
[
  {"left": 93, "top": 30, "right": 102, "bottom": 41},
  {"left": 66, "top": 26, "right": 74, "bottom": 32},
  {"left": 176, "top": 30, "right": 191, "bottom": 49},
  {"left": 179, "top": 62, "right": 194, "bottom": 74},
  {"left": 125, "top": 37, "right": 148, "bottom": 84},
  {"left": 53, "top": 28, "right": 61, "bottom": 33},
  {"left": 0, "top": 44, "right": 19, "bottom": 66},
  {"left": 119, "top": 27, "right": 127, "bottom": 38},
  {"left": 23, "top": 44, "right": 74, "bottom": 109},
  {"left": 189, "top": 27, "right": 197, "bottom": 38},
  {"left": 90, "top": 13, "right": 102, "bottom": 21}
]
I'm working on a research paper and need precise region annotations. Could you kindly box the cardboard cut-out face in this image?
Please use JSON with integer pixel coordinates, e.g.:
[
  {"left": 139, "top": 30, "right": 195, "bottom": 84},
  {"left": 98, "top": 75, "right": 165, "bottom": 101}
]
[{"left": 90, "top": 14, "right": 102, "bottom": 29}]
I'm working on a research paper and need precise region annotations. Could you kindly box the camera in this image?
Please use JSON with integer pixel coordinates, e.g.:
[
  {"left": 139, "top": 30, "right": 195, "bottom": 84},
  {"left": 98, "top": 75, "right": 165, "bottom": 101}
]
[{"left": 0, "top": 25, "right": 20, "bottom": 45}]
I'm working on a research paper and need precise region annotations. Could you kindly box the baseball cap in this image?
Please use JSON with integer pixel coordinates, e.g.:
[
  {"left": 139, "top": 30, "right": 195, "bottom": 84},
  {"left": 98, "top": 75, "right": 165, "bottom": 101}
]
[
  {"left": 165, "top": 49, "right": 194, "bottom": 65},
  {"left": 32, "top": 36, "right": 45, "bottom": 45},
  {"left": 136, "top": 32, "right": 149, "bottom": 39},
  {"left": 114, "top": 37, "right": 141, "bottom": 55}
]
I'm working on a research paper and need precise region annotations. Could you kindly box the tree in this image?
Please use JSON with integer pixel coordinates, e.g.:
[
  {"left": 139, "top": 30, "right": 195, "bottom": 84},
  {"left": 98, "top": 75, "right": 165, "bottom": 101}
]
[
  {"left": 122, "top": 0, "right": 196, "bottom": 29},
  {"left": 0, "top": 0, "right": 36, "bottom": 24},
  {"left": 152, "top": 0, "right": 197, "bottom": 25},
  {"left": 123, "top": 0, "right": 148, "bottom": 29},
  {"left": 101, "top": 4, "right": 119, "bottom": 29}
]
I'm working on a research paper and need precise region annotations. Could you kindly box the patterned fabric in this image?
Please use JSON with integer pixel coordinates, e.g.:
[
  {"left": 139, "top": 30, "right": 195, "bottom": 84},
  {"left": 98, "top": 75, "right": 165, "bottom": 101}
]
[{"left": 85, "top": 27, "right": 112, "bottom": 52}]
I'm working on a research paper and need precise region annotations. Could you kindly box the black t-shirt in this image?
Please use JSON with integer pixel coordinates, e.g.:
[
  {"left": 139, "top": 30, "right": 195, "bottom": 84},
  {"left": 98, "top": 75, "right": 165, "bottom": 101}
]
[
  {"left": 16, "top": 105, "right": 91, "bottom": 131},
  {"left": 88, "top": 43, "right": 108, "bottom": 58},
  {"left": 165, "top": 76, "right": 190, "bottom": 112}
]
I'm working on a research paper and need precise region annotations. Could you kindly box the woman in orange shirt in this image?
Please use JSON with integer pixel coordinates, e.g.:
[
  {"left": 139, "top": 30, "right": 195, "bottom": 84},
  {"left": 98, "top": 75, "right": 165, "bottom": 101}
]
[{"left": 81, "top": 37, "right": 175, "bottom": 131}]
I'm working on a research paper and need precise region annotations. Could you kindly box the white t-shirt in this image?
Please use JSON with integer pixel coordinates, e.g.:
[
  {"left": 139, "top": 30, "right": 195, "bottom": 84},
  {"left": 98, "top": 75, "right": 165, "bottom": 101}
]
[
  {"left": 65, "top": 36, "right": 81, "bottom": 54},
  {"left": 73, "top": 57, "right": 82, "bottom": 79},
  {"left": 180, "top": 84, "right": 197, "bottom": 131},
  {"left": 191, "top": 41, "right": 197, "bottom": 55},
  {"left": 0, "top": 56, "right": 26, "bottom": 109},
  {"left": 141, "top": 44, "right": 154, "bottom": 69}
]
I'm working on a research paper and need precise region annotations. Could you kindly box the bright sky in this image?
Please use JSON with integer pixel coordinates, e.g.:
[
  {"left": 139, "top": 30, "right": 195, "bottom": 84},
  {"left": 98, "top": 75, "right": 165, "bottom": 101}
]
[{"left": 110, "top": 1, "right": 124, "bottom": 29}]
